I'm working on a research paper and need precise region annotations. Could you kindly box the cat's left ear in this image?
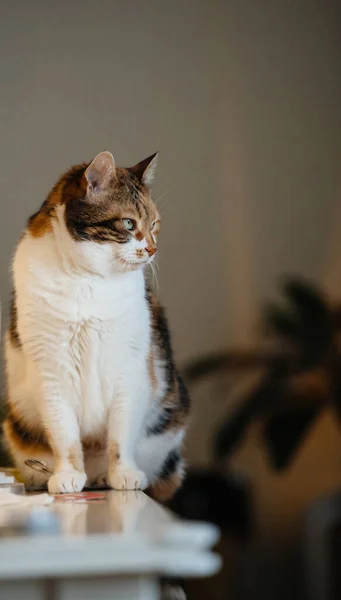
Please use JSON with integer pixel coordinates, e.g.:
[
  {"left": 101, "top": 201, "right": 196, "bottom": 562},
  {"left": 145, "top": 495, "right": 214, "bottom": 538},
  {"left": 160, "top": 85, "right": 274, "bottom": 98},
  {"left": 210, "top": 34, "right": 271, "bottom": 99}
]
[
  {"left": 85, "top": 151, "right": 116, "bottom": 193},
  {"left": 128, "top": 152, "right": 159, "bottom": 186}
]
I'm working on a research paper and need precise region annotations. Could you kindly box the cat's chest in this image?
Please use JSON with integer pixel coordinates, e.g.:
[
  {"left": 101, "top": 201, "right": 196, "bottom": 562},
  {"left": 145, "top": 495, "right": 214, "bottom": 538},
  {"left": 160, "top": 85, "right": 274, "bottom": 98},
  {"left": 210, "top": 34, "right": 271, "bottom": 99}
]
[
  {"left": 66, "top": 314, "right": 146, "bottom": 364},
  {"left": 52, "top": 274, "right": 149, "bottom": 385},
  {"left": 51, "top": 278, "right": 137, "bottom": 322},
  {"left": 36, "top": 267, "right": 147, "bottom": 324},
  {"left": 62, "top": 282, "right": 150, "bottom": 365},
  {"left": 62, "top": 292, "right": 150, "bottom": 431}
]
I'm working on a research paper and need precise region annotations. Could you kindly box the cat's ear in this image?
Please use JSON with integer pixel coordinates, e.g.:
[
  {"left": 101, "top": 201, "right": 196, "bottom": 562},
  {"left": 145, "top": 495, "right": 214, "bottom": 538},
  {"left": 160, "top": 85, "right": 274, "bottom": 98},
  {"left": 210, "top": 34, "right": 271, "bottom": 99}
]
[
  {"left": 85, "top": 151, "right": 116, "bottom": 192},
  {"left": 128, "top": 152, "right": 158, "bottom": 186}
]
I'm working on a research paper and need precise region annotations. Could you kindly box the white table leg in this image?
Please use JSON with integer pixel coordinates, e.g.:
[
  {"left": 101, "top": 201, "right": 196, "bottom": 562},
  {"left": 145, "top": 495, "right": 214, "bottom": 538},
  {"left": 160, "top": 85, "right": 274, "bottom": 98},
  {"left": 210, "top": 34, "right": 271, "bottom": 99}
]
[
  {"left": 0, "top": 577, "right": 160, "bottom": 600},
  {"left": 0, "top": 580, "right": 47, "bottom": 600},
  {"left": 56, "top": 576, "right": 160, "bottom": 600}
]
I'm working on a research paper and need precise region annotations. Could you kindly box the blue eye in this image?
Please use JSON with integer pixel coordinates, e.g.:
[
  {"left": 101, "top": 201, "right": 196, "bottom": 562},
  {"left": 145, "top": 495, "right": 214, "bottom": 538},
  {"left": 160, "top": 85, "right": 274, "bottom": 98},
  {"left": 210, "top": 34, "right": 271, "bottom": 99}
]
[{"left": 122, "top": 218, "right": 134, "bottom": 231}]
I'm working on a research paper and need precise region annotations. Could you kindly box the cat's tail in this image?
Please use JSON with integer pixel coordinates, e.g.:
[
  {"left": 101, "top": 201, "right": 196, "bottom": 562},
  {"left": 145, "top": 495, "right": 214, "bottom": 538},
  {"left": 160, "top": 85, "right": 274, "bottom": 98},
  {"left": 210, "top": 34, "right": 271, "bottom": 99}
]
[
  {"left": 147, "top": 454, "right": 185, "bottom": 503},
  {"left": 161, "top": 582, "right": 186, "bottom": 600}
]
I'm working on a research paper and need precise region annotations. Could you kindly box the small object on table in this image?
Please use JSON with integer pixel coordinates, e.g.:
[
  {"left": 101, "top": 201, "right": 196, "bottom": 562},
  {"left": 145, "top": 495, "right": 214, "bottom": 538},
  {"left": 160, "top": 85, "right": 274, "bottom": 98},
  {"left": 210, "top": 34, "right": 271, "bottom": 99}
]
[
  {"left": 0, "top": 471, "right": 25, "bottom": 495},
  {"left": 0, "top": 483, "right": 25, "bottom": 495},
  {"left": 24, "top": 459, "right": 53, "bottom": 475},
  {"left": 0, "top": 471, "right": 15, "bottom": 484}
]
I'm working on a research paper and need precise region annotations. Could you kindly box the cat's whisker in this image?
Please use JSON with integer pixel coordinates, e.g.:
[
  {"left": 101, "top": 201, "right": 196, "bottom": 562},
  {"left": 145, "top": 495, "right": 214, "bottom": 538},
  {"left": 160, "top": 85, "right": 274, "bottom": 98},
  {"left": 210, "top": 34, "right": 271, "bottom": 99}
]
[
  {"left": 154, "top": 189, "right": 171, "bottom": 208},
  {"left": 150, "top": 261, "right": 159, "bottom": 293},
  {"left": 118, "top": 263, "right": 126, "bottom": 275},
  {"left": 112, "top": 257, "right": 126, "bottom": 275}
]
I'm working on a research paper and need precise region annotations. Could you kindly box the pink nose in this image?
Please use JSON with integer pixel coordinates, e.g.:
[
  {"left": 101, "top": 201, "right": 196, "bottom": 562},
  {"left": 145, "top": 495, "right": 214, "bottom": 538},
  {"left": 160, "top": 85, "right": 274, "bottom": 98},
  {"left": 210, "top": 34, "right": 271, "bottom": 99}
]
[{"left": 147, "top": 246, "right": 156, "bottom": 257}]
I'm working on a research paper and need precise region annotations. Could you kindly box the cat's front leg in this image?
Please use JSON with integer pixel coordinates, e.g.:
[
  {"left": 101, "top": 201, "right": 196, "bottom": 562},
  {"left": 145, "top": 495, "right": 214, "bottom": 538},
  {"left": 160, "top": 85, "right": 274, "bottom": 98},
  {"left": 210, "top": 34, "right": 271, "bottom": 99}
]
[
  {"left": 41, "top": 397, "right": 87, "bottom": 494},
  {"left": 19, "top": 319, "right": 87, "bottom": 494},
  {"left": 107, "top": 379, "right": 148, "bottom": 491},
  {"left": 47, "top": 440, "right": 86, "bottom": 494},
  {"left": 30, "top": 366, "right": 87, "bottom": 494}
]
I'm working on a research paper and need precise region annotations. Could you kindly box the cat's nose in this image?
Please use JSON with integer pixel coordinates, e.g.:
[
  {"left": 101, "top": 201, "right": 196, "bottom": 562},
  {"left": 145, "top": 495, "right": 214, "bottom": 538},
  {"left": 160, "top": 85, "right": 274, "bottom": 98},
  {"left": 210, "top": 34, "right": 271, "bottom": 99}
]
[{"left": 146, "top": 246, "right": 156, "bottom": 257}]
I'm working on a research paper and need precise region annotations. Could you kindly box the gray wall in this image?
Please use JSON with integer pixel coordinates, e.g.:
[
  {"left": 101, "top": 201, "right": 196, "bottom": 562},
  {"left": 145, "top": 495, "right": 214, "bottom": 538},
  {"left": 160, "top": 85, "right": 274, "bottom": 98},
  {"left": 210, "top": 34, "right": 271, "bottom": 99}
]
[{"left": 1, "top": 0, "right": 341, "bottom": 357}]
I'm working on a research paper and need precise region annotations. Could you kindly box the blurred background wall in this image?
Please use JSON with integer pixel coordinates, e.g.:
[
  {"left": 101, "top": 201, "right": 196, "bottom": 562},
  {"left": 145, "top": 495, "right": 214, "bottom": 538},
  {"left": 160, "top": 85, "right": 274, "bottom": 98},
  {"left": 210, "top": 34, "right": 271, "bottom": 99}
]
[
  {"left": 1, "top": 2, "right": 341, "bottom": 597},
  {"left": 2, "top": 0, "right": 341, "bottom": 360}
]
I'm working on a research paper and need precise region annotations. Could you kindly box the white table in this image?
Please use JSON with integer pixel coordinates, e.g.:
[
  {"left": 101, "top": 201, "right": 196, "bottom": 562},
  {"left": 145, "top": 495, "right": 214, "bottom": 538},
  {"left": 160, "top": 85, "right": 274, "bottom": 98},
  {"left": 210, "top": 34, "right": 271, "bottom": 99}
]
[{"left": 0, "top": 490, "right": 221, "bottom": 599}]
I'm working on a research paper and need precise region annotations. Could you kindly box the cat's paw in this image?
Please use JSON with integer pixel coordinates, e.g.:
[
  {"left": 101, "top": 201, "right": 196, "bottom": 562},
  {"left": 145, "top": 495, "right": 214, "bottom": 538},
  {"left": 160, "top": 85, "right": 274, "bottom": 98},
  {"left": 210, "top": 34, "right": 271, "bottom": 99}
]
[
  {"left": 107, "top": 465, "right": 148, "bottom": 491},
  {"left": 48, "top": 471, "right": 87, "bottom": 494}
]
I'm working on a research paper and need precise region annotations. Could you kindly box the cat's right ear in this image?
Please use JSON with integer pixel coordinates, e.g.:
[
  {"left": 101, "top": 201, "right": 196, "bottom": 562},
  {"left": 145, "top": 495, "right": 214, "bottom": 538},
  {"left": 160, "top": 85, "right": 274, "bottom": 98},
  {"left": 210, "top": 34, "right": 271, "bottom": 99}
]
[{"left": 84, "top": 151, "right": 116, "bottom": 193}]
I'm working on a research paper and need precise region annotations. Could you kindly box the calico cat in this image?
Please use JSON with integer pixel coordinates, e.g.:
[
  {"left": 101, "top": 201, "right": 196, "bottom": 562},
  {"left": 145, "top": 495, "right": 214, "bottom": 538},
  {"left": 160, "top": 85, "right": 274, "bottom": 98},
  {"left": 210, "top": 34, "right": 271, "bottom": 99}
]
[{"left": 4, "top": 151, "right": 190, "bottom": 498}]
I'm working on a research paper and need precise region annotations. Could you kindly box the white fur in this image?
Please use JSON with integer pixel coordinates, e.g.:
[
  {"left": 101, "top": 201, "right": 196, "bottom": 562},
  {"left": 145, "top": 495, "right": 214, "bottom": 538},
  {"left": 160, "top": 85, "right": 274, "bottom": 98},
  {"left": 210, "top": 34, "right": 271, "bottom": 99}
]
[{"left": 5, "top": 207, "right": 179, "bottom": 493}]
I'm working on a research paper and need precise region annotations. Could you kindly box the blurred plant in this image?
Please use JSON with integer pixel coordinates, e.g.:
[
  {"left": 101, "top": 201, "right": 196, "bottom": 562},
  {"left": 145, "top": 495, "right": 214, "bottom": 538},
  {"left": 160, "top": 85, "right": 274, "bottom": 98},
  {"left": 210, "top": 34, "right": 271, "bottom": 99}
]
[
  {"left": 185, "top": 277, "right": 341, "bottom": 470},
  {"left": 169, "top": 277, "right": 341, "bottom": 532}
]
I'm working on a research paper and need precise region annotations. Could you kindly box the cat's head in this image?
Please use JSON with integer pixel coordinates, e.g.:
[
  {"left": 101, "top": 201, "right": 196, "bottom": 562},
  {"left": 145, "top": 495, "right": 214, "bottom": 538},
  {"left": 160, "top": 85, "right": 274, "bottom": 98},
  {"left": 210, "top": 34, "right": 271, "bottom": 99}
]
[{"left": 29, "top": 151, "right": 160, "bottom": 275}]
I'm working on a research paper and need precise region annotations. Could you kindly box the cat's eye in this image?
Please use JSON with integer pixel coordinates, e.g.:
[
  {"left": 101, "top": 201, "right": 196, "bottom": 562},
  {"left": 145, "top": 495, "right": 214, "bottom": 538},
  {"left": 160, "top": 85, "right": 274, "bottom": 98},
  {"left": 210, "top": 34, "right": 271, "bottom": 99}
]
[
  {"left": 122, "top": 218, "right": 135, "bottom": 231},
  {"left": 151, "top": 221, "right": 157, "bottom": 230}
]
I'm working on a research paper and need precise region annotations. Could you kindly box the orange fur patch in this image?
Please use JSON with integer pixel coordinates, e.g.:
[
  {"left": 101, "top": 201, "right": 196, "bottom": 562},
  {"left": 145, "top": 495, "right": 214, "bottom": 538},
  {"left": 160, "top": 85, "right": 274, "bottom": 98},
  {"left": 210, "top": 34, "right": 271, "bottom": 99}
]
[
  {"left": 3, "top": 418, "right": 50, "bottom": 456},
  {"left": 66, "top": 444, "right": 84, "bottom": 472},
  {"left": 4, "top": 409, "right": 107, "bottom": 460},
  {"left": 28, "top": 210, "right": 53, "bottom": 238},
  {"left": 82, "top": 435, "right": 106, "bottom": 453},
  {"left": 148, "top": 472, "right": 183, "bottom": 503},
  {"left": 108, "top": 441, "right": 120, "bottom": 464}
]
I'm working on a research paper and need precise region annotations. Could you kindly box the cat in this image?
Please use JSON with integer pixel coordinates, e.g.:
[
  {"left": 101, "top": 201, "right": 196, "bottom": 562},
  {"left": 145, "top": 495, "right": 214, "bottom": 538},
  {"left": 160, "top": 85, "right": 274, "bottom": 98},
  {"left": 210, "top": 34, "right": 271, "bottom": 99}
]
[{"left": 4, "top": 150, "right": 190, "bottom": 498}]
